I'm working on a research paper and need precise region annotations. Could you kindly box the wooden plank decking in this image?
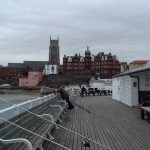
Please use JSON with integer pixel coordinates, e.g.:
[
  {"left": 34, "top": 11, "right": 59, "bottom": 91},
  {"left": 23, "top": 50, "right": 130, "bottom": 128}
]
[{"left": 43, "top": 96, "right": 150, "bottom": 150}]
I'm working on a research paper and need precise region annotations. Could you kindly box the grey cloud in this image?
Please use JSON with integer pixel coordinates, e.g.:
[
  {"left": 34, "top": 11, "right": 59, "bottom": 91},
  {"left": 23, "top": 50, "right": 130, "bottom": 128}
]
[{"left": 0, "top": 0, "right": 150, "bottom": 65}]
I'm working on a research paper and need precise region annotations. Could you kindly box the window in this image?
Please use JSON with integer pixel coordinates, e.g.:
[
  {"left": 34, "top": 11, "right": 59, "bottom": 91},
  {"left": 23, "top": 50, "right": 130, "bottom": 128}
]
[
  {"left": 145, "top": 72, "right": 150, "bottom": 87},
  {"left": 34, "top": 76, "right": 37, "bottom": 80},
  {"left": 133, "top": 82, "right": 137, "bottom": 87},
  {"left": 51, "top": 66, "right": 55, "bottom": 73}
]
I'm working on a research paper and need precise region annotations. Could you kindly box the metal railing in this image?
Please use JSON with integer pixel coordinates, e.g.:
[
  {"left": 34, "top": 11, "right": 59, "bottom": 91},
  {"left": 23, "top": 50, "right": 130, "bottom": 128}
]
[
  {"left": 0, "top": 89, "right": 113, "bottom": 150},
  {"left": 0, "top": 95, "right": 69, "bottom": 150},
  {"left": 0, "top": 138, "right": 32, "bottom": 150},
  {"left": 0, "top": 116, "right": 71, "bottom": 150},
  {"left": 0, "top": 94, "right": 55, "bottom": 123}
]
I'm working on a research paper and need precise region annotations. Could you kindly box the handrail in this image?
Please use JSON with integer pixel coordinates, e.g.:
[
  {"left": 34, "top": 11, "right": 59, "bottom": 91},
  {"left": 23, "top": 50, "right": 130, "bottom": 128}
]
[
  {"left": 50, "top": 104, "right": 63, "bottom": 112},
  {"left": 37, "top": 114, "right": 55, "bottom": 140},
  {"left": 37, "top": 114, "right": 54, "bottom": 124},
  {"left": 57, "top": 100, "right": 67, "bottom": 108},
  {"left": 0, "top": 98, "right": 112, "bottom": 150},
  {"left": 0, "top": 94, "right": 55, "bottom": 123},
  {"left": 0, "top": 138, "right": 32, "bottom": 150}
]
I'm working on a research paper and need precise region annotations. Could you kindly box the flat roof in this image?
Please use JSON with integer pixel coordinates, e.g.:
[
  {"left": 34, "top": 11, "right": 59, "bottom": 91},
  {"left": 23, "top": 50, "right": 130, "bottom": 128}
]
[{"left": 113, "top": 65, "right": 150, "bottom": 78}]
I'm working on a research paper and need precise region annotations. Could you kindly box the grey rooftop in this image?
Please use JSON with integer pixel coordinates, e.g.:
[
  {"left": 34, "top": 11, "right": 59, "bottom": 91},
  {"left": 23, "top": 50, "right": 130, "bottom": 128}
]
[
  {"left": 43, "top": 96, "right": 150, "bottom": 150},
  {"left": 113, "top": 65, "right": 150, "bottom": 78}
]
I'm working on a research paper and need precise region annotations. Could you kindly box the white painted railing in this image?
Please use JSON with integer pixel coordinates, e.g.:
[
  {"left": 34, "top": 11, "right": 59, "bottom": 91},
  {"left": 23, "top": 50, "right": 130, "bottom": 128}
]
[
  {"left": 0, "top": 89, "right": 113, "bottom": 150},
  {"left": 0, "top": 94, "right": 56, "bottom": 123},
  {"left": 0, "top": 138, "right": 32, "bottom": 150}
]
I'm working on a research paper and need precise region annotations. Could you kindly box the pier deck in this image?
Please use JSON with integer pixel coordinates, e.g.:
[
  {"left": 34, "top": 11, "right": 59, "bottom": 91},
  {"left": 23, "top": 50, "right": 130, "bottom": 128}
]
[{"left": 43, "top": 96, "right": 150, "bottom": 150}]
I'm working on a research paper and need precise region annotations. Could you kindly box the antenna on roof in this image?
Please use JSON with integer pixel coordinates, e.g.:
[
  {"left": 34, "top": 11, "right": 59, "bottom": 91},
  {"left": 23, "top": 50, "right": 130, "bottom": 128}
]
[
  {"left": 57, "top": 35, "right": 59, "bottom": 42},
  {"left": 50, "top": 35, "right": 51, "bottom": 42}
]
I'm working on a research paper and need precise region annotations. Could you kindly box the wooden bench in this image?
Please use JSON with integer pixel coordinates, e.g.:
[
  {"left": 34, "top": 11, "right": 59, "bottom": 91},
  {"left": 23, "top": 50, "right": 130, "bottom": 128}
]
[
  {"left": 141, "top": 95, "right": 150, "bottom": 106},
  {"left": 0, "top": 96, "right": 67, "bottom": 150},
  {"left": 140, "top": 107, "right": 150, "bottom": 123},
  {"left": 142, "top": 100, "right": 150, "bottom": 106}
]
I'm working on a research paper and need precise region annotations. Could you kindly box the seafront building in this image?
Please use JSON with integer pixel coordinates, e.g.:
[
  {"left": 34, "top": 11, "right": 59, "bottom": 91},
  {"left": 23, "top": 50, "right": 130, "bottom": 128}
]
[
  {"left": 129, "top": 60, "right": 149, "bottom": 70},
  {"left": 19, "top": 70, "right": 43, "bottom": 87},
  {"left": 63, "top": 46, "right": 121, "bottom": 78},
  {"left": 0, "top": 67, "right": 26, "bottom": 85},
  {"left": 120, "top": 62, "right": 128, "bottom": 73}
]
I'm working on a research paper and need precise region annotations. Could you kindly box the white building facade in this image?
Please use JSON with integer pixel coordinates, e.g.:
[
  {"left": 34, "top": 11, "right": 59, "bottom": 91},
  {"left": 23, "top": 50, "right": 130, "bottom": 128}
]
[
  {"left": 129, "top": 60, "right": 148, "bottom": 70},
  {"left": 44, "top": 65, "right": 58, "bottom": 75},
  {"left": 112, "top": 66, "right": 150, "bottom": 107},
  {"left": 89, "top": 77, "right": 112, "bottom": 91}
]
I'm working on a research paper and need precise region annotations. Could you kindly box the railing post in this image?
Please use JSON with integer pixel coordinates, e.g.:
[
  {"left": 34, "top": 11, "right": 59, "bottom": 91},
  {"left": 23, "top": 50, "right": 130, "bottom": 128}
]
[
  {"left": 50, "top": 104, "right": 63, "bottom": 112},
  {"left": 15, "top": 106, "right": 19, "bottom": 115},
  {"left": 0, "top": 138, "right": 32, "bottom": 150},
  {"left": 50, "top": 104, "right": 63, "bottom": 122},
  {"left": 37, "top": 114, "right": 55, "bottom": 139}
]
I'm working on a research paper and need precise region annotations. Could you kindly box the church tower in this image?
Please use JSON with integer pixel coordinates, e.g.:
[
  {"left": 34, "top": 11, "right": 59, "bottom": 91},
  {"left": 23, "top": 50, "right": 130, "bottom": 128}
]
[{"left": 49, "top": 36, "right": 60, "bottom": 65}]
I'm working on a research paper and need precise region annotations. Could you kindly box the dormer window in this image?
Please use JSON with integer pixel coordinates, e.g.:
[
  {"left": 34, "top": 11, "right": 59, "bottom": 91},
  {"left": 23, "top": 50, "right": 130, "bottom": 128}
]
[
  {"left": 68, "top": 57, "right": 72, "bottom": 62},
  {"left": 80, "top": 57, "right": 84, "bottom": 62},
  {"left": 91, "top": 55, "right": 95, "bottom": 61}
]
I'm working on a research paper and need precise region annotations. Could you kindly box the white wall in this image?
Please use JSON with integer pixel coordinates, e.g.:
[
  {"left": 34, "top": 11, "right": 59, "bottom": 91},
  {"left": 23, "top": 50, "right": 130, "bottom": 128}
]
[
  {"left": 113, "top": 75, "right": 139, "bottom": 107},
  {"left": 120, "top": 76, "right": 132, "bottom": 106},
  {"left": 105, "top": 84, "right": 112, "bottom": 91},
  {"left": 44, "top": 65, "right": 58, "bottom": 75},
  {"left": 112, "top": 77, "right": 121, "bottom": 101},
  {"left": 90, "top": 79, "right": 112, "bottom": 90},
  {"left": 90, "top": 82, "right": 105, "bottom": 89}
]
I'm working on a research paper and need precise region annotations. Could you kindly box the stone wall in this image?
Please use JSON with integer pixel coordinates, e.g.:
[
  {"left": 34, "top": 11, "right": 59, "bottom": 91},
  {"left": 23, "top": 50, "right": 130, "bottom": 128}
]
[{"left": 41, "top": 75, "right": 92, "bottom": 88}]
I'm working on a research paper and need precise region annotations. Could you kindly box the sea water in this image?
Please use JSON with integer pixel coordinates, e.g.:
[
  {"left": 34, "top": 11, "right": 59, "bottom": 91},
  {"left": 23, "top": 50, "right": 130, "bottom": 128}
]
[{"left": 0, "top": 90, "right": 40, "bottom": 110}]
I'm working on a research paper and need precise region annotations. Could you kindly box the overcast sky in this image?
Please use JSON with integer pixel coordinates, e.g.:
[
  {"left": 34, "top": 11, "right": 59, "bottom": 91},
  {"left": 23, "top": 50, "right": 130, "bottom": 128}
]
[{"left": 0, "top": 0, "right": 150, "bottom": 66}]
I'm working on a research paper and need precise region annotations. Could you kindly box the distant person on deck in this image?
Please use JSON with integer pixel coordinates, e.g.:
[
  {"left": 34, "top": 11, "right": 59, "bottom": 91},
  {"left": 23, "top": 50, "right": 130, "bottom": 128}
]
[
  {"left": 80, "top": 85, "right": 87, "bottom": 97},
  {"left": 57, "top": 85, "right": 74, "bottom": 109}
]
